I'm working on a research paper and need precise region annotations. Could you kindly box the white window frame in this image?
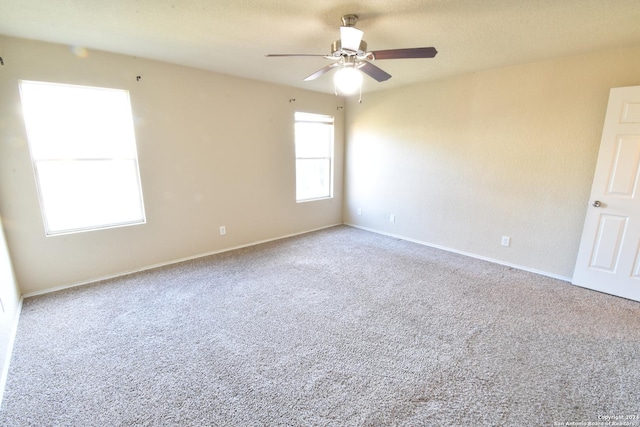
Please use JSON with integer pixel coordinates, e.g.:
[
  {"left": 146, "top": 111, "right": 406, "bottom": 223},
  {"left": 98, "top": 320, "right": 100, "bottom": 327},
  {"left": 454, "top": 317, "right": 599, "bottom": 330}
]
[
  {"left": 294, "top": 112, "right": 334, "bottom": 203},
  {"left": 19, "top": 80, "right": 146, "bottom": 236}
]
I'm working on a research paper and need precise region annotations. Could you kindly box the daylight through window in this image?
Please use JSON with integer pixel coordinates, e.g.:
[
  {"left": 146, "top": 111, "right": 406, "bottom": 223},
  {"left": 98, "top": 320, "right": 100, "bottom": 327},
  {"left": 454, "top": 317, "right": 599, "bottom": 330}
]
[
  {"left": 294, "top": 112, "right": 334, "bottom": 202},
  {"left": 19, "top": 80, "right": 146, "bottom": 235}
]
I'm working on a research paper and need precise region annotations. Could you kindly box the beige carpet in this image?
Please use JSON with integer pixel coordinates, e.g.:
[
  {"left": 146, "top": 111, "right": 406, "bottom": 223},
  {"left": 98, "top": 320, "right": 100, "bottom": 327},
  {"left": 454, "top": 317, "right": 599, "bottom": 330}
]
[{"left": 1, "top": 225, "right": 639, "bottom": 426}]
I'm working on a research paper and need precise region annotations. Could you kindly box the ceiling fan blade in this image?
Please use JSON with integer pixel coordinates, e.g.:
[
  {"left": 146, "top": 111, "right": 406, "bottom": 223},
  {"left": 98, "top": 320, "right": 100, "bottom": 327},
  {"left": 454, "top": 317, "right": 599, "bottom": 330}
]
[
  {"left": 340, "top": 26, "right": 364, "bottom": 52},
  {"left": 265, "top": 53, "right": 329, "bottom": 57},
  {"left": 370, "top": 47, "right": 438, "bottom": 60},
  {"left": 357, "top": 61, "right": 392, "bottom": 82},
  {"left": 304, "top": 63, "right": 339, "bottom": 81}
]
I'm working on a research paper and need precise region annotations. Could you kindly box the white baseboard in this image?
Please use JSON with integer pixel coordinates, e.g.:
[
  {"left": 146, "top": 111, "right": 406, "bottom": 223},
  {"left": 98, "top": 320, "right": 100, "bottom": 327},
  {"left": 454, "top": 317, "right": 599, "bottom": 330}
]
[
  {"left": 346, "top": 223, "right": 573, "bottom": 283},
  {"left": 22, "top": 220, "right": 571, "bottom": 298},
  {"left": 0, "top": 296, "right": 23, "bottom": 409},
  {"left": 22, "top": 223, "right": 343, "bottom": 299}
]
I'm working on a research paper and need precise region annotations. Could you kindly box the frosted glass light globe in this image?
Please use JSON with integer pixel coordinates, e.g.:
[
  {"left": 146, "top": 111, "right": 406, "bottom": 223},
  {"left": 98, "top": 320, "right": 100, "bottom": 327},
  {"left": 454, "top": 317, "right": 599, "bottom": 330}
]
[{"left": 334, "top": 67, "right": 362, "bottom": 95}]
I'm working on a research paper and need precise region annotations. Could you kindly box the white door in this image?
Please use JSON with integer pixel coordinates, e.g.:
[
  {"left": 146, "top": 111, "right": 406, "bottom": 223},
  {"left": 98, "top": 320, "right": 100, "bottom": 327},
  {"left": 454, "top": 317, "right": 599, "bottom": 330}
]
[{"left": 573, "top": 86, "right": 640, "bottom": 301}]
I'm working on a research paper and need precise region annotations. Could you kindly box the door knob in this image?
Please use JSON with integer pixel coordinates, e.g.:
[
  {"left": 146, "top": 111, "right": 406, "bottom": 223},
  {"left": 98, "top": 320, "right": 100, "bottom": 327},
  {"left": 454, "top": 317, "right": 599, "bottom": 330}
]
[{"left": 592, "top": 200, "right": 602, "bottom": 207}]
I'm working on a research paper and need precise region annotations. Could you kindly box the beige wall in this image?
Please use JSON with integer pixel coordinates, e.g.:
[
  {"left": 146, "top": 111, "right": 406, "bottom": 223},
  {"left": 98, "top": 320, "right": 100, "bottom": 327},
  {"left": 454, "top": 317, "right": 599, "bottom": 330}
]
[
  {"left": 344, "top": 46, "right": 640, "bottom": 279},
  {"left": 0, "top": 217, "right": 20, "bottom": 397},
  {"left": 3, "top": 35, "right": 640, "bottom": 294},
  {"left": 0, "top": 36, "right": 344, "bottom": 295}
]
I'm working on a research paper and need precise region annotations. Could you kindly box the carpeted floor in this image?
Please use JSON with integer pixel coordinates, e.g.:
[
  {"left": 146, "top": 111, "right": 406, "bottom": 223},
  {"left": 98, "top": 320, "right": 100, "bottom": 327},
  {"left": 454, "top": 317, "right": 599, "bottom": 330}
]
[{"left": 1, "top": 225, "right": 639, "bottom": 426}]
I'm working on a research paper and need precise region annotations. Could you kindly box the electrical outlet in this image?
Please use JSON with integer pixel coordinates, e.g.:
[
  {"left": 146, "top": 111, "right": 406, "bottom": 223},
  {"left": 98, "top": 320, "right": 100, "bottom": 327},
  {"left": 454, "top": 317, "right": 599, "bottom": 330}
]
[
  {"left": 357, "top": 208, "right": 362, "bottom": 216},
  {"left": 501, "top": 236, "right": 511, "bottom": 247},
  {"left": 389, "top": 214, "right": 396, "bottom": 223},
  {"left": 219, "top": 226, "right": 226, "bottom": 236}
]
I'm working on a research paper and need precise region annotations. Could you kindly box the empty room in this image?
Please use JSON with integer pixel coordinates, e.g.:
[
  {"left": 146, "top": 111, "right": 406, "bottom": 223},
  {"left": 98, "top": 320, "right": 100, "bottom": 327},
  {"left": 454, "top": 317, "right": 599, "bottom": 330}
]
[{"left": 1, "top": 1, "right": 640, "bottom": 425}]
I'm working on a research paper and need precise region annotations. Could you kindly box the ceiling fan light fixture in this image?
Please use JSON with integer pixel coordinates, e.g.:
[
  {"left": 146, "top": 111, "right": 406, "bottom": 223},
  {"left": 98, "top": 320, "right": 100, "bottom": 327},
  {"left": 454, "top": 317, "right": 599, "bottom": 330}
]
[{"left": 334, "top": 66, "right": 362, "bottom": 95}]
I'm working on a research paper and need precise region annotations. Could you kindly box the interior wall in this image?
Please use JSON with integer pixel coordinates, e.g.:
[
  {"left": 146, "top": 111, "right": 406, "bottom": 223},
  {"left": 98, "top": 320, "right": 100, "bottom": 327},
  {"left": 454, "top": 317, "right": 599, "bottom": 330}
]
[
  {"left": 344, "top": 46, "right": 640, "bottom": 279},
  {"left": 0, "top": 36, "right": 344, "bottom": 295},
  {"left": 0, "top": 217, "right": 20, "bottom": 399}
]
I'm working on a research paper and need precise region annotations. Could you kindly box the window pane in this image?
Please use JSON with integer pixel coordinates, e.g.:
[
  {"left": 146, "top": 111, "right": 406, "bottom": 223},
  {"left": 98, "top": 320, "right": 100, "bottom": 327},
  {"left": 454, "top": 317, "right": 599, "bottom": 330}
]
[
  {"left": 294, "top": 112, "right": 334, "bottom": 203},
  {"left": 20, "top": 81, "right": 136, "bottom": 160},
  {"left": 19, "top": 81, "right": 146, "bottom": 236},
  {"left": 36, "top": 160, "right": 145, "bottom": 233},
  {"left": 295, "top": 122, "right": 332, "bottom": 158},
  {"left": 296, "top": 159, "right": 331, "bottom": 201}
]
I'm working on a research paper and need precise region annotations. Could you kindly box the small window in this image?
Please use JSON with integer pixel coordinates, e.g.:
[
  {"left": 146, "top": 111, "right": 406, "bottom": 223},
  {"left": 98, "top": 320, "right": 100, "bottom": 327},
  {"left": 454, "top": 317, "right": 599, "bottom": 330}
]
[
  {"left": 19, "top": 80, "right": 146, "bottom": 235},
  {"left": 294, "top": 112, "right": 334, "bottom": 202}
]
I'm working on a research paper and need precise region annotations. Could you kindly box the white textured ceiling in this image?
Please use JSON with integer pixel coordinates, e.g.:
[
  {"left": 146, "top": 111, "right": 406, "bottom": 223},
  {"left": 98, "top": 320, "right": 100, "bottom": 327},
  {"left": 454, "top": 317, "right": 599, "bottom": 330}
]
[{"left": 1, "top": 0, "right": 640, "bottom": 94}]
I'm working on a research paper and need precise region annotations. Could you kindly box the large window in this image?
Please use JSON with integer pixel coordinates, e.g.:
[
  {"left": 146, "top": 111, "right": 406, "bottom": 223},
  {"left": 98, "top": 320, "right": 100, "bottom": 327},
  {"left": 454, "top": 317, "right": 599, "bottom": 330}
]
[
  {"left": 19, "top": 80, "right": 146, "bottom": 236},
  {"left": 294, "top": 112, "right": 334, "bottom": 202}
]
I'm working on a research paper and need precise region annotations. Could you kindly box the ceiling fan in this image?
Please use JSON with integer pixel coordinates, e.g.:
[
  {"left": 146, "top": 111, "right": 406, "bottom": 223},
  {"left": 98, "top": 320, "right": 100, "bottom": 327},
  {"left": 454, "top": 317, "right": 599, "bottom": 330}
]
[{"left": 266, "top": 14, "right": 437, "bottom": 94}]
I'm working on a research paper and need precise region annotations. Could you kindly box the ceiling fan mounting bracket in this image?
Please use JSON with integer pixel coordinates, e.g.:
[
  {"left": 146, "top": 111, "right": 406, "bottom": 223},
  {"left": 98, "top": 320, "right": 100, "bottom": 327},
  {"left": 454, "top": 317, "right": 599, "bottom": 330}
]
[{"left": 341, "top": 14, "right": 358, "bottom": 27}]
